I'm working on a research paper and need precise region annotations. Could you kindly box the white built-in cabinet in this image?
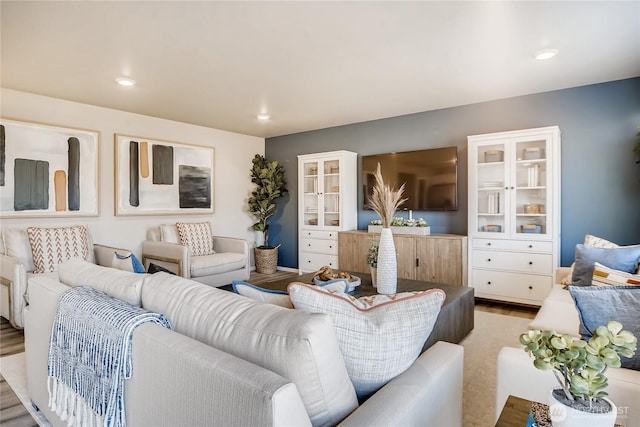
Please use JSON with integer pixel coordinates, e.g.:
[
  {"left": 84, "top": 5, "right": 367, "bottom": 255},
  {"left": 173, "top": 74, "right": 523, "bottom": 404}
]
[
  {"left": 298, "top": 151, "right": 357, "bottom": 274},
  {"left": 467, "top": 126, "right": 561, "bottom": 305}
]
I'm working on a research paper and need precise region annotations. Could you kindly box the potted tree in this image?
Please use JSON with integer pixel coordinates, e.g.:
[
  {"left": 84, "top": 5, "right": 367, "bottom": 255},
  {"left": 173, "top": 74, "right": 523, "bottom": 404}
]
[
  {"left": 519, "top": 321, "right": 637, "bottom": 427},
  {"left": 248, "top": 154, "right": 288, "bottom": 274}
]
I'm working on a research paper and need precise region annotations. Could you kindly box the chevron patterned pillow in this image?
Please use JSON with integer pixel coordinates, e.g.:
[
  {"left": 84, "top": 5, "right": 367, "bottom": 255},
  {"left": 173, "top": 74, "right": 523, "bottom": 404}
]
[
  {"left": 27, "top": 225, "right": 92, "bottom": 273},
  {"left": 176, "top": 221, "right": 215, "bottom": 256}
]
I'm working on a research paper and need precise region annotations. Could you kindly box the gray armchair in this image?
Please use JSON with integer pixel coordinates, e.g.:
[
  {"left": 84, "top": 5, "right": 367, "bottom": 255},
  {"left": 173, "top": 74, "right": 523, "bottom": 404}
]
[{"left": 142, "top": 224, "right": 250, "bottom": 287}]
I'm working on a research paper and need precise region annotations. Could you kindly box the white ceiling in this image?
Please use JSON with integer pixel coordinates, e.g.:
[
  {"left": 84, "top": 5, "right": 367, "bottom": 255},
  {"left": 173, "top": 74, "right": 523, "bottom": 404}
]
[{"left": 2, "top": 1, "right": 639, "bottom": 138}]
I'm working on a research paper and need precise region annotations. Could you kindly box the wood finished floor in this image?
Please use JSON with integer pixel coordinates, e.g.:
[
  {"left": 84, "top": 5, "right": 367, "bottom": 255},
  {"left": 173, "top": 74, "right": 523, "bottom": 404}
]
[{"left": 0, "top": 270, "right": 537, "bottom": 427}]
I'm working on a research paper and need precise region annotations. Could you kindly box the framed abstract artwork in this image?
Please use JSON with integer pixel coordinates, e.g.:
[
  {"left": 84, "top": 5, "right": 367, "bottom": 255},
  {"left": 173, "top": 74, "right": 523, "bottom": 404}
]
[
  {"left": 0, "top": 118, "right": 99, "bottom": 218},
  {"left": 114, "top": 134, "right": 215, "bottom": 216}
]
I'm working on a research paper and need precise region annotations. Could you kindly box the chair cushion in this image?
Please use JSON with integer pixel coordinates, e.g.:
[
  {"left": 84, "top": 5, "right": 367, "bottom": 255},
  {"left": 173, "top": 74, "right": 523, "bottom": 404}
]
[
  {"left": 58, "top": 258, "right": 145, "bottom": 306},
  {"left": 528, "top": 286, "right": 581, "bottom": 336},
  {"left": 3, "top": 228, "right": 35, "bottom": 272},
  {"left": 26, "top": 225, "right": 94, "bottom": 273},
  {"left": 176, "top": 221, "right": 215, "bottom": 256},
  {"left": 190, "top": 252, "right": 247, "bottom": 277},
  {"left": 288, "top": 283, "right": 445, "bottom": 400},
  {"left": 141, "top": 273, "right": 359, "bottom": 426}
]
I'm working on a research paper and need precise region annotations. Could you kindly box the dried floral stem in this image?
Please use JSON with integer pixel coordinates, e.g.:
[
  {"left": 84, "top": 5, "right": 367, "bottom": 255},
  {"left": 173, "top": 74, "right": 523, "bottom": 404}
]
[{"left": 368, "top": 163, "right": 407, "bottom": 227}]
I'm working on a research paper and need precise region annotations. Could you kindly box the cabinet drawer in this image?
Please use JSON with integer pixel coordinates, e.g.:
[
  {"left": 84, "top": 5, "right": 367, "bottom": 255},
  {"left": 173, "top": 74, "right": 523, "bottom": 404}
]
[
  {"left": 472, "top": 250, "right": 552, "bottom": 275},
  {"left": 473, "top": 238, "right": 553, "bottom": 253},
  {"left": 299, "top": 252, "right": 338, "bottom": 272},
  {"left": 300, "top": 230, "right": 339, "bottom": 240},
  {"left": 471, "top": 269, "right": 552, "bottom": 303},
  {"left": 300, "top": 238, "right": 338, "bottom": 255}
]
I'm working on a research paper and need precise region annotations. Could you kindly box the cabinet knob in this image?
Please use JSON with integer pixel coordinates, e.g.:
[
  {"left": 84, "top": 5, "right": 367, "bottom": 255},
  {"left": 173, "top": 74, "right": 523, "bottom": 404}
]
[
  {"left": 487, "top": 242, "right": 491, "bottom": 246},
  {"left": 329, "top": 245, "right": 332, "bottom": 249},
  {"left": 505, "top": 186, "right": 508, "bottom": 190},
  {"left": 329, "top": 233, "right": 333, "bottom": 237},
  {"left": 510, "top": 186, "right": 514, "bottom": 190},
  {"left": 528, "top": 244, "right": 533, "bottom": 248},
  {"left": 308, "top": 244, "right": 311, "bottom": 247},
  {"left": 487, "top": 258, "right": 491, "bottom": 262},
  {"left": 487, "top": 281, "right": 492, "bottom": 285},
  {"left": 528, "top": 286, "right": 533, "bottom": 290},
  {"left": 307, "top": 260, "right": 311, "bottom": 263},
  {"left": 529, "top": 261, "right": 533, "bottom": 265}
]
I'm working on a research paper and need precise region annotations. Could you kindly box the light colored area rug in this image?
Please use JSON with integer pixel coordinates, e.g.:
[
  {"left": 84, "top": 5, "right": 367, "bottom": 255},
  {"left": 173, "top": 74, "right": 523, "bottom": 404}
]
[
  {"left": 461, "top": 310, "right": 532, "bottom": 427},
  {"left": 1, "top": 310, "right": 532, "bottom": 427},
  {"left": 0, "top": 352, "right": 50, "bottom": 426}
]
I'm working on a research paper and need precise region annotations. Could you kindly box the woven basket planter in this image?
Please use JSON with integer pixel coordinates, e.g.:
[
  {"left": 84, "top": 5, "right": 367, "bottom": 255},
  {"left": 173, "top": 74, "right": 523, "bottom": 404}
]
[{"left": 255, "top": 246, "right": 278, "bottom": 274}]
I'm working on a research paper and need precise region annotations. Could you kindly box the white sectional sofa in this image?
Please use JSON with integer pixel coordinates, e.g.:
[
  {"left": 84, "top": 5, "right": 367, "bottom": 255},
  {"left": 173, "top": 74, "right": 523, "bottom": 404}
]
[
  {"left": 25, "top": 260, "right": 464, "bottom": 427},
  {"left": 496, "top": 268, "right": 640, "bottom": 427}
]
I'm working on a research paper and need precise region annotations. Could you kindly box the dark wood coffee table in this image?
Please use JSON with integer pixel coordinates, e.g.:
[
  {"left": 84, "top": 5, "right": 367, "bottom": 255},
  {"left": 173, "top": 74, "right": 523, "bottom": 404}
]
[{"left": 253, "top": 272, "right": 474, "bottom": 352}]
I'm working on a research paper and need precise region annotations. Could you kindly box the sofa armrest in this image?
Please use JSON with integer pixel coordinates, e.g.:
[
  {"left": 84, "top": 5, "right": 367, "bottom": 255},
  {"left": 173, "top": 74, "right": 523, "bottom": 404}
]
[
  {"left": 555, "top": 266, "right": 572, "bottom": 284},
  {"left": 0, "top": 254, "right": 27, "bottom": 328},
  {"left": 142, "top": 240, "right": 189, "bottom": 277},
  {"left": 496, "top": 347, "right": 640, "bottom": 427},
  {"left": 127, "top": 324, "right": 312, "bottom": 427},
  {"left": 339, "top": 341, "right": 463, "bottom": 427}
]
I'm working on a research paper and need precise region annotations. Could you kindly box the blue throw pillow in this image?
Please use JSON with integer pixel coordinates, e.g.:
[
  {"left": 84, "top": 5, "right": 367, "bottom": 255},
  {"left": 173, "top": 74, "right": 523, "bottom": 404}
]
[
  {"left": 571, "top": 244, "right": 640, "bottom": 286},
  {"left": 568, "top": 285, "right": 640, "bottom": 371},
  {"left": 114, "top": 251, "right": 147, "bottom": 274}
]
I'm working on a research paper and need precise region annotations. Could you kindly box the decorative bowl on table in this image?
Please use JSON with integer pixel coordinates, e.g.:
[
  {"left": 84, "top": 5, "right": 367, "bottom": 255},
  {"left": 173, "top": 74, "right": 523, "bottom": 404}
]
[{"left": 312, "top": 266, "right": 361, "bottom": 293}]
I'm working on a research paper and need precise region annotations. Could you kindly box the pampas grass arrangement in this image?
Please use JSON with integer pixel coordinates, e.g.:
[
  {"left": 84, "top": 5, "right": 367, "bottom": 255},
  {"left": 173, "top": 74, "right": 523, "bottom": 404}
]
[{"left": 369, "top": 163, "right": 407, "bottom": 227}]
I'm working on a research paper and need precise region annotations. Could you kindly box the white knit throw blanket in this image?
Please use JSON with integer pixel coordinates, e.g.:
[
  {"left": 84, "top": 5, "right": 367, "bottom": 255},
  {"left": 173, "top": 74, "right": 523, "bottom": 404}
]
[{"left": 48, "top": 286, "right": 171, "bottom": 427}]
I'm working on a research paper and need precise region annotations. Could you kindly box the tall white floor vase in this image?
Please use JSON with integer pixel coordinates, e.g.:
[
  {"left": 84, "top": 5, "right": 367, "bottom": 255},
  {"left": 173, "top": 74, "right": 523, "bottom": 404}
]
[{"left": 376, "top": 227, "right": 397, "bottom": 295}]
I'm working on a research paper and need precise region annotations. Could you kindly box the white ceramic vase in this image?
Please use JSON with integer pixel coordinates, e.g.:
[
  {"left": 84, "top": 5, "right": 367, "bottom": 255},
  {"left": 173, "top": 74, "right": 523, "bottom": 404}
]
[
  {"left": 376, "top": 227, "right": 397, "bottom": 294},
  {"left": 548, "top": 389, "right": 617, "bottom": 427},
  {"left": 370, "top": 267, "right": 377, "bottom": 288}
]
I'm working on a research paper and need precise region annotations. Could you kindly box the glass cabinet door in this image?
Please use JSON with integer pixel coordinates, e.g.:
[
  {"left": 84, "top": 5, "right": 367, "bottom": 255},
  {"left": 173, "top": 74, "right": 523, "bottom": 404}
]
[
  {"left": 323, "top": 159, "right": 340, "bottom": 227},
  {"left": 474, "top": 142, "right": 508, "bottom": 235},
  {"left": 302, "top": 160, "right": 319, "bottom": 228},
  {"left": 513, "top": 136, "right": 550, "bottom": 237}
]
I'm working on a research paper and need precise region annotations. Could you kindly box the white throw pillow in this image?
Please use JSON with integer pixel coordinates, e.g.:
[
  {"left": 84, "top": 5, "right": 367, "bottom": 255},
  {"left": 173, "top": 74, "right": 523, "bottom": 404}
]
[
  {"left": 592, "top": 262, "right": 640, "bottom": 286},
  {"left": 176, "top": 221, "right": 215, "bottom": 256},
  {"left": 3, "top": 228, "right": 35, "bottom": 272},
  {"left": 288, "top": 283, "right": 446, "bottom": 400},
  {"left": 26, "top": 225, "right": 93, "bottom": 273}
]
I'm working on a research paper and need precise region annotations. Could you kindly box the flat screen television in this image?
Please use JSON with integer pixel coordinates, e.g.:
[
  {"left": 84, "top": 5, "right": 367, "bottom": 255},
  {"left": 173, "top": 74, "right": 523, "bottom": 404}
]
[{"left": 362, "top": 146, "right": 458, "bottom": 211}]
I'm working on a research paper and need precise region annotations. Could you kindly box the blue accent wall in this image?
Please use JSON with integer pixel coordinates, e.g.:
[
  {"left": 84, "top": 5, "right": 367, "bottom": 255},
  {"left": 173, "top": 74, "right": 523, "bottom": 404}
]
[{"left": 266, "top": 78, "right": 640, "bottom": 269}]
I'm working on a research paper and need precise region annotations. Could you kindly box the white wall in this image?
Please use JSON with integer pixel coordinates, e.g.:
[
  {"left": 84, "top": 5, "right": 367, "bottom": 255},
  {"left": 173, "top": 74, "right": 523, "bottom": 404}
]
[{"left": 0, "top": 88, "right": 264, "bottom": 257}]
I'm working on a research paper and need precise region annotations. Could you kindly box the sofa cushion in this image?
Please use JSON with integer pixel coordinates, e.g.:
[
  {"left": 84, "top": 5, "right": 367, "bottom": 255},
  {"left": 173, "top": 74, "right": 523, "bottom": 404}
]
[
  {"left": 560, "top": 234, "right": 621, "bottom": 285},
  {"left": 571, "top": 244, "right": 640, "bottom": 286},
  {"left": 190, "top": 252, "right": 246, "bottom": 277},
  {"left": 58, "top": 258, "right": 145, "bottom": 306},
  {"left": 176, "top": 221, "right": 215, "bottom": 256},
  {"left": 568, "top": 285, "right": 640, "bottom": 371},
  {"left": 27, "top": 225, "right": 94, "bottom": 273},
  {"left": 592, "top": 262, "right": 640, "bottom": 286},
  {"left": 141, "top": 273, "right": 358, "bottom": 426},
  {"left": 288, "top": 283, "right": 445, "bottom": 400},
  {"left": 3, "top": 228, "right": 35, "bottom": 272}
]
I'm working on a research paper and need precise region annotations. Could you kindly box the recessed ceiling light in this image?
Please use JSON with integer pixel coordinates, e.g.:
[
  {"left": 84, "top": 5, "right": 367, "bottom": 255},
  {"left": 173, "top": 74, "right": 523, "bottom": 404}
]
[
  {"left": 116, "top": 77, "right": 136, "bottom": 86},
  {"left": 535, "top": 49, "right": 559, "bottom": 60},
  {"left": 257, "top": 113, "right": 270, "bottom": 120}
]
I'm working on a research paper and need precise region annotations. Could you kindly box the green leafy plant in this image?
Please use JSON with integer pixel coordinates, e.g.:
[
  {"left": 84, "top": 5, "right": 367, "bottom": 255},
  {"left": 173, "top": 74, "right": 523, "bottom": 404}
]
[
  {"left": 248, "top": 154, "right": 288, "bottom": 249},
  {"left": 519, "top": 321, "right": 636, "bottom": 409},
  {"left": 367, "top": 241, "right": 379, "bottom": 268},
  {"left": 373, "top": 217, "right": 429, "bottom": 227}
]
